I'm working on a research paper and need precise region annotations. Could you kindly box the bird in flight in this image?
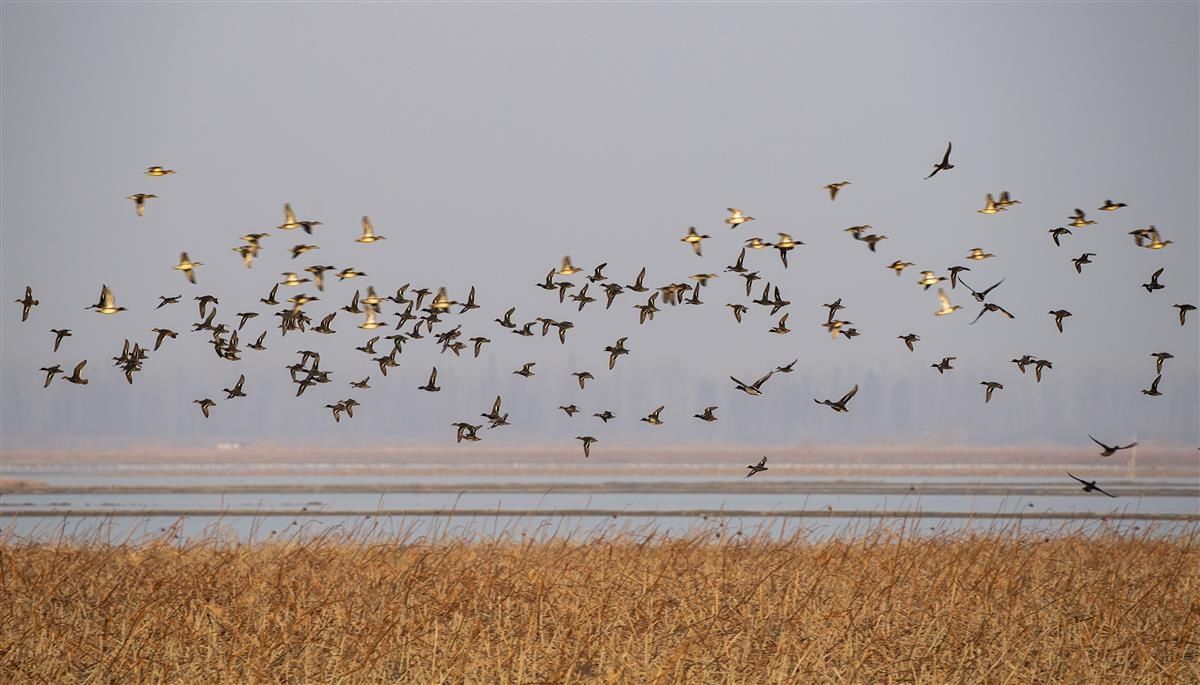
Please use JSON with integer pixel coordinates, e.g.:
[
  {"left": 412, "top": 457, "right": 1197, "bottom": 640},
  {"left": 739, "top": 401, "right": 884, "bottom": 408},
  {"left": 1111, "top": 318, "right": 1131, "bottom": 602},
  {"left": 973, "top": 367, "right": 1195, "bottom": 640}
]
[
  {"left": 1048, "top": 309, "right": 1072, "bottom": 333},
  {"left": 931, "top": 357, "right": 956, "bottom": 374},
  {"left": 173, "top": 252, "right": 203, "bottom": 284},
  {"left": 144, "top": 166, "right": 175, "bottom": 176},
  {"left": 418, "top": 367, "right": 440, "bottom": 392},
  {"left": 824, "top": 182, "right": 849, "bottom": 200},
  {"left": 1089, "top": 435, "right": 1137, "bottom": 457},
  {"left": 745, "top": 457, "right": 768, "bottom": 478},
  {"left": 924, "top": 142, "right": 954, "bottom": 179},
  {"left": 693, "top": 406, "right": 718, "bottom": 422},
  {"left": 1173, "top": 304, "right": 1195, "bottom": 326},
  {"left": 934, "top": 289, "right": 961, "bottom": 317},
  {"left": 355, "top": 216, "right": 385, "bottom": 243},
  {"left": 1150, "top": 352, "right": 1173, "bottom": 374},
  {"left": 725, "top": 208, "right": 754, "bottom": 228},
  {"left": 87, "top": 285, "right": 126, "bottom": 315},
  {"left": 815, "top": 384, "right": 858, "bottom": 412},
  {"left": 1141, "top": 268, "right": 1165, "bottom": 293},
  {"left": 1068, "top": 209, "right": 1096, "bottom": 227},
  {"left": 980, "top": 381, "right": 1003, "bottom": 403},
  {"left": 731, "top": 371, "right": 774, "bottom": 396},
  {"left": 898, "top": 334, "right": 920, "bottom": 351},
  {"left": 641, "top": 406, "right": 665, "bottom": 425},
  {"left": 57, "top": 359, "right": 88, "bottom": 386},
  {"left": 15, "top": 287, "right": 38, "bottom": 322},
  {"left": 1098, "top": 199, "right": 1127, "bottom": 212},
  {"left": 1067, "top": 473, "right": 1116, "bottom": 497},
  {"left": 1048, "top": 227, "right": 1072, "bottom": 247},
  {"left": 575, "top": 436, "right": 597, "bottom": 458},
  {"left": 1141, "top": 374, "right": 1163, "bottom": 397},
  {"left": 127, "top": 193, "right": 157, "bottom": 217},
  {"left": 680, "top": 226, "right": 710, "bottom": 256},
  {"left": 193, "top": 398, "right": 216, "bottom": 418},
  {"left": 1072, "top": 253, "right": 1095, "bottom": 274}
]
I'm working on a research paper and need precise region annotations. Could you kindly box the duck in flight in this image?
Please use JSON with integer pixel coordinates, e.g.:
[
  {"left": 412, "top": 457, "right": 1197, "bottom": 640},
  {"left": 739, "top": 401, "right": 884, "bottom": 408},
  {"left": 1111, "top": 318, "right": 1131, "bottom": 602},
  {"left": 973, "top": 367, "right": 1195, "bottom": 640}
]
[
  {"left": 680, "top": 226, "right": 710, "bottom": 256},
  {"left": 1150, "top": 352, "right": 1173, "bottom": 374},
  {"left": 39, "top": 364, "right": 62, "bottom": 388},
  {"left": 556, "top": 256, "right": 581, "bottom": 277},
  {"left": 145, "top": 166, "right": 175, "bottom": 176},
  {"left": 969, "top": 302, "right": 1015, "bottom": 325},
  {"left": 1072, "top": 253, "right": 1095, "bottom": 274},
  {"left": 594, "top": 410, "right": 615, "bottom": 423},
  {"left": 745, "top": 457, "right": 768, "bottom": 477},
  {"left": 898, "top": 334, "right": 920, "bottom": 351},
  {"left": 1068, "top": 209, "right": 1095, "bottom": 227},
  {"left": 173, "top": 253, "right": 203, "bottom": 284},
  {"left": 572, "top": 371, "right": 594, "bottom": 389},
  {"left": 604, "top": 337, "right": 629, "bottom": 370},
  {"left": 924, "top": 142, "right": 954, "bottom": 179},
  {"left": 87, "top": 285, "right": 126, "bottom": 315},
  {"left": 731, "top": 371, "right": 774, "bottom": 396},
  {"left": 513, "top": 362, "right": 536, "bottom": 378},
  {"left": 15, "top": 287, "right": 38, "bottom": 322},
  {"left": 418, "top": 367, "right": 440, "bottom": 392},
  {"left": 980, "top": 381, "right": 1003, "bottom": 403},
  {"left": 934, "top": 289, "right": 961, "bottom": 317},
  {"left": 1048, "top": 309, "right": 1072, "bottom": 333},
  {"left": 127, "top": 193, "right": 157, "bottom": 217},
  {"left": 824, "top": 182, "right": 849, "bottom": 200},
  {"left": 1067, "top": 472, "right": 1116, "bottom": 497},
  {"left": 62, "top": 360, "right": 88, "bottom": 385},
  {"left": 1174, "top": 304, "right": 1195, "bottom": 326},
  {"left": 917, "top": 272, "right": 945, "bottom": 290},
  {"left": 193, "top": 398, "right": 216, "bottom": 418},
  {"left": 223, "top": 374, "right": 247, "bottom": 399},
  {"left": 774, "top": 234, "right": 803, "bottom": 267},
  {"left": 1049, "top": 227, "right": 1072, "bottom": 247},
  {"left": 640, "top": 406, "right": 665, "bottom": 425},
  {"left": 725, "top": 208, "right": 754, "bottom": 228},
  {"left": 977, "top": 194, "right": 1004, "bottom": 215},
  {"left": 960, "top": 278, "right": 1004, "bottom": 303},
  {"left": 1141, "top": 374, "right": 1163, "bottom": 397},
  {"left": 1089, "top": 434, "right": 1137, "bottom": 457},
  {"left": 355, "top": 216, "right": 385, "bottom": 243},
  {"left": 50, "top": 328, "right": 71, "bottom": 351},
  {"left": 965, "top": 248, "right": 994, "bottom": 261},
  {"left": 815, "top": 384, "right": 858, "bottom": 413},
  {"left": 1141, "top": 268, "right": 1165, "bottom": 293},
  {"left": 694, "top": 406, "right": 718, "bottom": 422},
  {"left": 575, "top": 436, "right": 597, "bottom": 458},
  {"left": 887, "top": 261, "right": 915, "bottom": 276},
  {"left": 931, "top": 357, "right": 956, "bottom": 374}
]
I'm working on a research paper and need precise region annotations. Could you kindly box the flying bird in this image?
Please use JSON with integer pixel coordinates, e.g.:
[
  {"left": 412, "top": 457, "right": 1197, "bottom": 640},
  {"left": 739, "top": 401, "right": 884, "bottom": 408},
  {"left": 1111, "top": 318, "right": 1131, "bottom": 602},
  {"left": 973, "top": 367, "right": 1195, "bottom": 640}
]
[
  {"left": 745, "top": 457, "right": 768, "bottom": 478},
  {"left": 1067, "top": 473, "right": 1116, "bottom": 497},
  {"left": 924, "top": 142, "right": 954, "bottom": 179},
  {"left": 575, "top": 436, "right": 597, "bottom": 458},
  {"left": 1048, "top": 310, "right": 1072, "bottom": 333},
  {"left": 1089, "top": 435, "right": 1137, "bottom": 457},
  {"left": 15, "top": 287, "right": 38, "bottom": 322},
  {"left": 814, "top": 384, "right": 858, "bottom": 413},
  {"left": 127, "top": 193, "right": 157, "bottom": 217}
]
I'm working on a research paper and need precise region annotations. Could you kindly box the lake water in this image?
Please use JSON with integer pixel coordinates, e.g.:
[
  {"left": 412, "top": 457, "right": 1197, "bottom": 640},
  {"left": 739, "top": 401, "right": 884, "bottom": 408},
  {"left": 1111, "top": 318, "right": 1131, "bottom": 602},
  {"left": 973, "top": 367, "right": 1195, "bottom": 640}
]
[{"left": 3, "top": 464, "right": 1196, "bottom": 542}]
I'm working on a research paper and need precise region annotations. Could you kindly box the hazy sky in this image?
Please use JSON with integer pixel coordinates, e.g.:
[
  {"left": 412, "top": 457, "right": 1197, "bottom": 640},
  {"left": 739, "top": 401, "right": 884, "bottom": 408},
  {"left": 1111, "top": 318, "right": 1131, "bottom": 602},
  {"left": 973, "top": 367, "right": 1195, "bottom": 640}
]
[{"left": 1, "top": 3, "right": 1196, "bottom": 449}]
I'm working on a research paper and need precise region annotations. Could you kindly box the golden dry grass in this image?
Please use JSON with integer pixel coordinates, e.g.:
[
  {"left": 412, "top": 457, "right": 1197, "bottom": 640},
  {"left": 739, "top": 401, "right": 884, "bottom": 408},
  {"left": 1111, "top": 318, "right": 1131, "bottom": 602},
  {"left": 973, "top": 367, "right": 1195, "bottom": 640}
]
[{"left": 3, "top": 522, "right": 1198, "bottom": 684}]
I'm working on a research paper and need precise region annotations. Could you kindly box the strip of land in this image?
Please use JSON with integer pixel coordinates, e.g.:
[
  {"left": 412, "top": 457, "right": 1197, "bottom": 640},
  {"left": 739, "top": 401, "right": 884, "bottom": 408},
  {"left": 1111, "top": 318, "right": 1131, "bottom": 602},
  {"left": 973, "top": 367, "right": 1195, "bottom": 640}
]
[{"left": 4, "top": 508, "right": 1197, "bottom": 520}]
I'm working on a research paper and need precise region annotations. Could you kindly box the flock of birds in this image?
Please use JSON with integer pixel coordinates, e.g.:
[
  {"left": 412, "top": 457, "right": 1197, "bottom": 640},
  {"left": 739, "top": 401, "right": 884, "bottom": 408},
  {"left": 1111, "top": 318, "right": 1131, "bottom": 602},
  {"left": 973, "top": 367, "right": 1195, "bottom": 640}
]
[{"left": 12, "top": 147, "right": 1196, "bottom": 496}]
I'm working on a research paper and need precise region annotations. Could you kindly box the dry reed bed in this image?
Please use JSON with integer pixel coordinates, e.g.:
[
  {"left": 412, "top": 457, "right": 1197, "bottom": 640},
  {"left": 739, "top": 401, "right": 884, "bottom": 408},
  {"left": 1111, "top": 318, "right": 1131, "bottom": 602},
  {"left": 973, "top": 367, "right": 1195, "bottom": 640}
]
[{"left": 3, "top": 523, "right": 1198, "bottom": 684}]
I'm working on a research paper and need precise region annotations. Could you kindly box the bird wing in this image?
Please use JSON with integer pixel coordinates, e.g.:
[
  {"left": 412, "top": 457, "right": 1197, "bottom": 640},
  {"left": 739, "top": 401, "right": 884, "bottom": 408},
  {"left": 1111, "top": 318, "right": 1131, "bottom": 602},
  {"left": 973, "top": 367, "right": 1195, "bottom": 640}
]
[
  {"left": 284, "top": 203, "right": 296, "bottom": 223},
  {"left": 1094, "top": 485, "right": 1117, "bottom": 498},
  {"left": 1152, "top": 267, "right": 1163, "bottom": 282},
  {"left": 752, "top": 371, "right": 774, "bottom": 389},
  {"left": 429, "top": 367, "right": 438, "bottom": 384},
  {"left": 941, "top": 141, "right": 952, "bottom": 163},
  {"left": 101, "top": 285, "right": 115, "bottom": 308},
  {"left": 938, "top": 289, "right": 951, "bottom": 310},
  {"left": 730, "top": 376, "right": 748, "bottom": 388},
  {"left": 651, "top": 406, "right": 664, "bottom": 418},
  {"left": 1066, "top": 472, "right": 1088, "bottom": 485},
  {"left": 839, "top": 384, "right": 859, "bottom": 405},
  {"left": 362, "top": 216, "right": 374, "bottom": 236},
  {"left": 235, "top": 374, "right": 245, "bottom": 391},
  {"left": 73, "top": 360, "right": 87, "bottom": 376}
]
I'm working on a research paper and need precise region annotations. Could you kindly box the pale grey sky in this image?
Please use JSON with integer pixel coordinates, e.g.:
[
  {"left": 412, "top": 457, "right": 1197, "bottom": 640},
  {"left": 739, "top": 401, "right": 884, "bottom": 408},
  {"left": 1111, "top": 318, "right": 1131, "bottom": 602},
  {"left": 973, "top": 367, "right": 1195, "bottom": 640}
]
[{"left": 1, "top": 2, "right": 1196, "bottom": 448}]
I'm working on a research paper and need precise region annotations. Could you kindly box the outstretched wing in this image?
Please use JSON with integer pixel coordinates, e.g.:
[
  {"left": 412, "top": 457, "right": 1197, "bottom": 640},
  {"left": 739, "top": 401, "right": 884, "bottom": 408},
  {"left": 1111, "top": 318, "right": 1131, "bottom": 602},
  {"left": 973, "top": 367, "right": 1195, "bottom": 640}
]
[
  {"left": 839, "top": 384, "right": 859, "bottom": 405},
  {"left": 752, "top": 371, "right": 774, "bottom": 389},
  {"left": 1066, "top": 472, "right": 1088, "bottom": 485}
]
